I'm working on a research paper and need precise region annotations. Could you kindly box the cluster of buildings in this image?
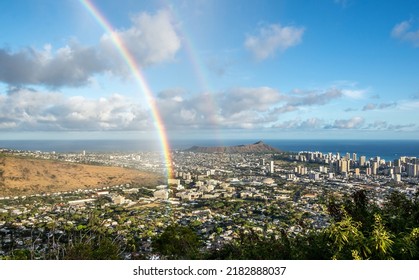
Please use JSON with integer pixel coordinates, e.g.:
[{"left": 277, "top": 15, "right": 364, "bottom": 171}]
[
  {"left": 1, "top": 146, "right": 418, "bottom": 259},
  {"left": 290, "top": 151, "right": 419, "bottom": 183}
]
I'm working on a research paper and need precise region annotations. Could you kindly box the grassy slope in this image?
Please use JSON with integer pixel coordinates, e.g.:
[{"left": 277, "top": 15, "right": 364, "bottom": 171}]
[{"left": 0, "top": 155, "right": 162, "bottom": 196}]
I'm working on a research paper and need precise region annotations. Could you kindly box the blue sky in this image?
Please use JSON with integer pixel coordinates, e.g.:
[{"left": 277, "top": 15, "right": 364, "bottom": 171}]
[{"left": 0, "top": 0, "right": 418, "bottom": 140}]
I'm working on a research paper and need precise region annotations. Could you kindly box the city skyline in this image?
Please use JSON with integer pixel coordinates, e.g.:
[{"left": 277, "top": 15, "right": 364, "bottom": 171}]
[{"left": 1, "top": 0, "right": 419, "bottom": 141}]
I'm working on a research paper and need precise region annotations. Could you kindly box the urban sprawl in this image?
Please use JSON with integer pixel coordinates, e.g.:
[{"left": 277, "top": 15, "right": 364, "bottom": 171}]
[{"left": 1, "top": 146, "right": 418, "bottom": 259}]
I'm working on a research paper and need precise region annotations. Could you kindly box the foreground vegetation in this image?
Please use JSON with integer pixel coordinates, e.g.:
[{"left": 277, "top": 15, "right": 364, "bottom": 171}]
[
  {"left": 2, "top": 189, "right": 418, "bottom": 260},
  {"left": 152, "top": 190, "right": 419, "bottom": 260}
]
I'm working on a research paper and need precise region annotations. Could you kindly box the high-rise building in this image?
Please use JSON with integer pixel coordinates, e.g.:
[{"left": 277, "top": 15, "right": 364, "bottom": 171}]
[
  {"left": 372, "top": 162, "right": 378, "bottom": 175},
  {"left": 352, "top": 153, "right": 357, "bottom": 162},
  {"left": 393, "top": 166, "right": 402, "bottom": 174},
  {"left": 407, "top": 163, "right": 417, "bottom": 177},
  {"left": 359, "top": 156, "right": 366, "bottom": 166},
  {"left": 260, "top": 158, "right": 265, "bottom": 166},
  {"left": 309, "top": 153, "right": 315, "bottom": 161},
  {"left": 329, "top": 161, "right": 335, "bottom": 173},
  {"left": 339, "top": 159, "right": 349, "bottom": 173},
  {"left": 270, "top": 161, "right": 274, "bottom": 174}
]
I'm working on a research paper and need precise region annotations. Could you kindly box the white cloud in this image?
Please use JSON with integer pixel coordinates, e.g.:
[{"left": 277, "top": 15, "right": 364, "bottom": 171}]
[
  {"left": 391, "top": 20, "right": 419, "bottom": 47},
  {"left": 362, "top": 103, "right": 376, "bottom": 111},
  {"left": 273, "top": 118, "right": 324, "bottom": 129},
  {"left": 2, "top": 84, "right": 404, "bottom": 134},
  {"left": 0, "top": 43, "right": 105, "bottom": 87},
  {"left": 180, "top": 108, "right": 197, "bottom": 123},
  {"left": 366, "top": 120, "right": 416, "bottom": 131},
  {"left": 0, "top": 10, "right": 181, "bottom": 87},
  {"left": 0, "top": 89, "right": 152, "bottom": 131},
  {"left": 155, "top": 86, "right": 349, "bottom": 130},
  {"left": 272, "top": 105, "right": 299, "bottom": 114},
  {"left": 342, "top": 88, "right": 367, "bottom": 99},
  {"left": 152, "top": 84, "right": 369, "bottom": 130},
  {"left": 397, "top": 100, "right": 419, "bottom": 110},
  {"left": 327, "top": 117, "right": 365, "bottom": 129},
  {"left": 245, "top": 23, "right": 304, "bottom": 60},
  {"left": 272, "top": 119, "right": 301, "bottom": 129},
  {"left": 272, "top": 116, "right": 416, "bottom": 133},
  {"left": 100, "top": 10, "right": 181, "bottom": 75},
  {"left": 362, "top": 102, "right": 397, "bottom": 111},
  {"left": 288, "top": 88, "right": 342, "bottom": 106},
  {"left": 367, "top": 120, "right": 388, "bottom": 130},
  {"left": 300, "top": 118, "right": 324, "bottom": 129},
  {"left": 155, "top": 87, "right": 284, "bottom": 129},
  {"left": 218, "top": 87, "right": 284, "bottom": 115}
]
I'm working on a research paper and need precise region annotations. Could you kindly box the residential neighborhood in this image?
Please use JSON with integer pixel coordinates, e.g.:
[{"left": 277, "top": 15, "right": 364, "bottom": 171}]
[{"left": 0, "top": 147, "right": 418, "bottom": 259}]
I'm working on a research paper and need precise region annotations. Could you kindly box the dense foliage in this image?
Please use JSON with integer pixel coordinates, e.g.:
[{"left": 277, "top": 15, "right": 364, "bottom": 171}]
[{"left": 156, "top": 190, "right": 419, "bottom": 260}]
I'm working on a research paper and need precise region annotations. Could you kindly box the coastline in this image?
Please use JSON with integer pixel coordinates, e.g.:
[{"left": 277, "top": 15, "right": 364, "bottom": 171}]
[{"left": 1, "top": 139, "right": 418, "bottom": 161}]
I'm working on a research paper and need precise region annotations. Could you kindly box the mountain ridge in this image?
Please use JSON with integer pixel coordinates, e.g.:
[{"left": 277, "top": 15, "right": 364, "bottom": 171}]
[{"left": 185, "top": 141, "right": 282, "bottom": 153}]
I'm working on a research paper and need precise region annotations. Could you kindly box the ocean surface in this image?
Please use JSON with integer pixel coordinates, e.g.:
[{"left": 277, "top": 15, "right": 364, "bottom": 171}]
[{"left": 0, "top": 139, "right": 418, "bottom": 162}]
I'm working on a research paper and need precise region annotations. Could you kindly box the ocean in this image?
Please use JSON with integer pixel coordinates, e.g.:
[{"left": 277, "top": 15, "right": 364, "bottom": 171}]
[{"left": 0, "top": 139, "right": 418, "bottom": 162}]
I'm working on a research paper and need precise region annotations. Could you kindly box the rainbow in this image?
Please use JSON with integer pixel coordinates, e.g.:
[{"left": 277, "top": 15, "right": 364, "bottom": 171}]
[
  {"left": 79, "top": 0, "right": 173, "bottom": 180},
  {"left": 168, "top": 5, "right": 223, "bottom": 140}
]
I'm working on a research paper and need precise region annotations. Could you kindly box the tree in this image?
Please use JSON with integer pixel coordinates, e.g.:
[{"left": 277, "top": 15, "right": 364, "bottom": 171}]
[
  {"left": 382, "top": 191, "right": 418, "bottom": 234},
  {"left": 152, "top": 224, "right": 202, "bottom": 259},
  {"left": 326, "top": 210, "right": 370, "bottom": 259},
  {"left": 369, "top": 214, "right": 394, "bottom": 259},
  {"left": 206, "top": 229, "right": 293, "bottom": 260},
  {"left": 324, "top": 190, "right": 419, "bottom": 259},
  {"left": 64, "top": 236, "right": 122, "bottom": 260},
  {"left": 395, "top": 228, "right": 419, "bottom": 259}
]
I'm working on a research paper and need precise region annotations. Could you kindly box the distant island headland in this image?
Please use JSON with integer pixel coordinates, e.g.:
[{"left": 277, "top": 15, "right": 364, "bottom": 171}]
[{"left": 185, "top": 140, "right": 282, "bottom": 153}]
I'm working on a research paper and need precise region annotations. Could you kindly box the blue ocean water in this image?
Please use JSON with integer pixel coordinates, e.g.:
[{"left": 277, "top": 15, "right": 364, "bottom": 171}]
[
  {"left": 173, "top": 139, "right": 419, "bottom": 161},
  {"left": 0, "top": 139, "right": 418, "bottom": 161}
]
